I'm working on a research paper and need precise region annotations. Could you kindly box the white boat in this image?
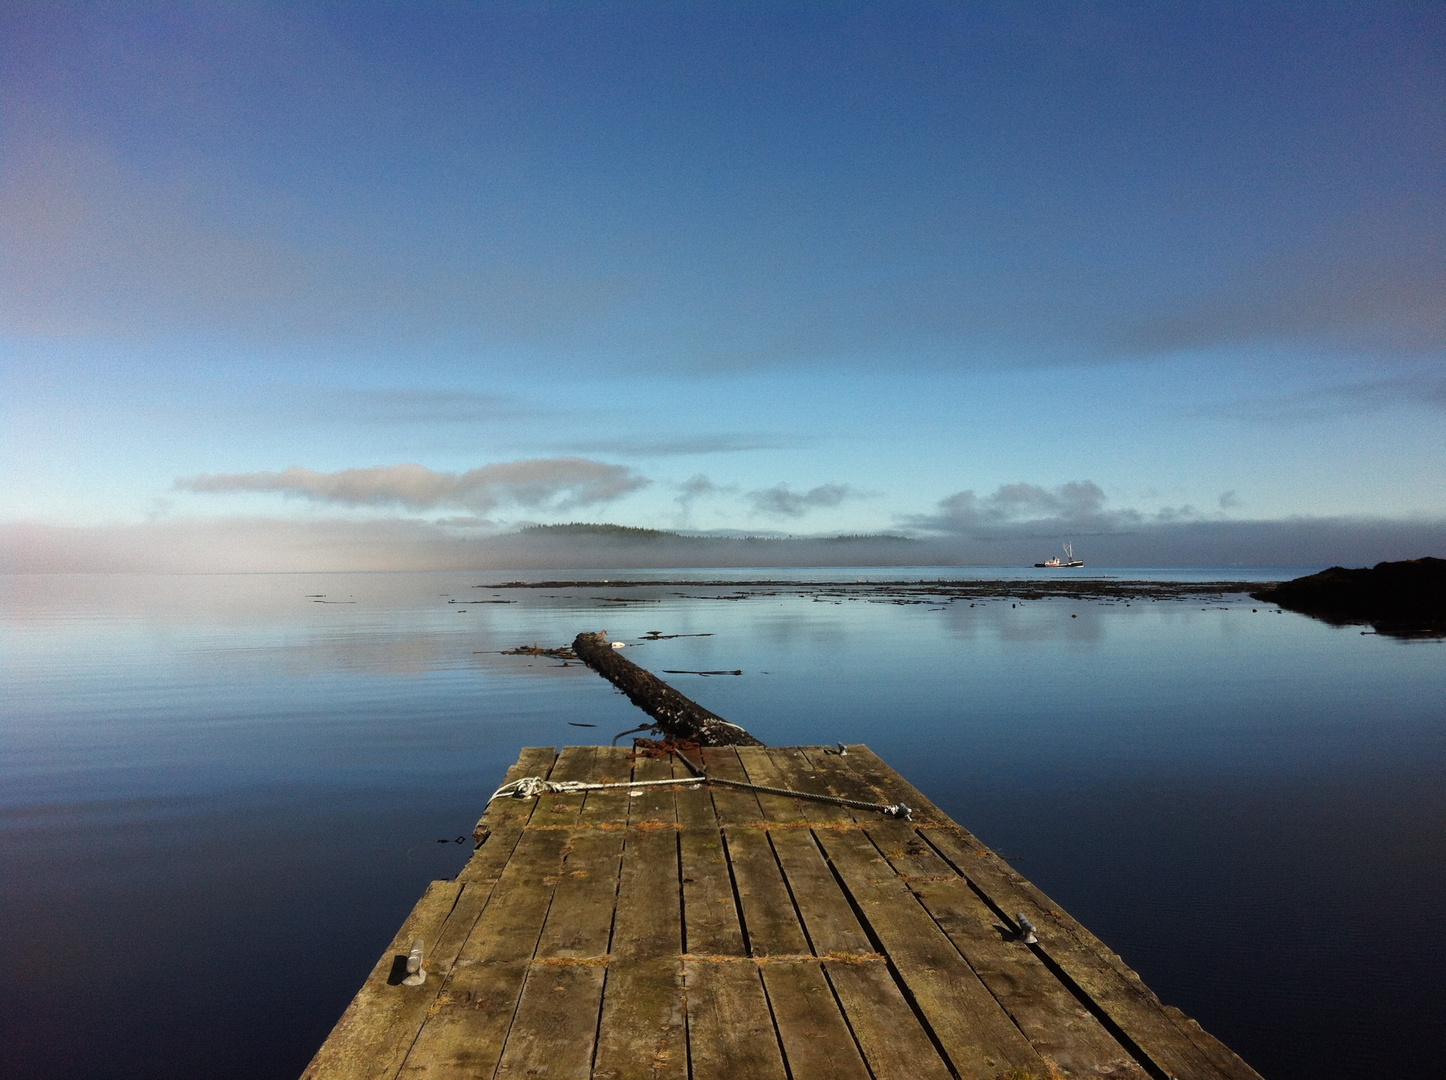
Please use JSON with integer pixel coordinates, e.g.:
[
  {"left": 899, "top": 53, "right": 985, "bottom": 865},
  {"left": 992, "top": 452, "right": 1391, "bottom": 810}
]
[{"left": 1035, "top": 543, "right": 1084, "bottom": 568}]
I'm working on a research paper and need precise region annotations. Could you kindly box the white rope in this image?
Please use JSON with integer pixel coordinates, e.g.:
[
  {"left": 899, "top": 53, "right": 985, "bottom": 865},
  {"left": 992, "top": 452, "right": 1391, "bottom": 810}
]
[
  {"left": 488, "top": 773, "right": 911, "bottom": 820},
  {"left": 489, "top": 775, "right": 704, "bottom": 802}
]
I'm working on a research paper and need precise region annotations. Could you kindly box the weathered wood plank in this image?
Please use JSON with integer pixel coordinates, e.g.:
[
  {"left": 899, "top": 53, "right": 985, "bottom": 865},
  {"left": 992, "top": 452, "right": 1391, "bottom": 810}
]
[
  {"left": 393, "top": 851, "right": 560, "bottom": 1078},
  {"left": 609, "top": 754, "right": 683, "bottom": 961},
  {"left": 494, "top": 748, "right": 636, "bottom": 1080},
  {"left": 309, "top": 743, "right": 1263, "bottom": 1080},
  {"left": 907, "top": 874, "right": 1150, "bottom": 1079},
  {"left": 683, "top": 961, "right": 789, "bottom": 1080},
  {"left": 742, "top": 749, "right": 956, "bottom": 1080},
  {"left": 702, "top": 749, "right": 871, "bottom": 1077},
  {"left": 735, "top": 747, "right": 812, "bottom": 823},
  {"left": 699, "top": 746, "right": 766, "bottom": 827},
  {"left": 924, "top": 825, "right": 1255, "bottom": 1080},
  {"left": 531, "top": 744, "right": 600, "bottom": 825},
  {"left": 668, "top": 749, "right": 789, "bottom": 1080},
  {"left": 722, "top": 827, "right": 810, "bottom": 956},
  {"left": 302, "top": 748, "right": 559, "bottom": 1080},
  {"left": 842, "top": 746, "right": 1264, "bottom": 1080},
  {"left": 821, "top": 962, "right": 956, "bottom": 1080},
  {"left": 466, "top": 746, "right": 562, "bottom": 854},
  {"left": 593, "top": 753, "right": 687, "bottom": 1080},
  {"left": 799, "top": 748, "right": 1149, "bottom": 1075},
  {"left": 535, "top": 825, "right": 626, "bottom": 958},
  {"left": 592, "top": 958, "right": 687, "bottom": 1080},
  {"left": 396, "top": 747, "right": 596, "bottom": 1079},
  {"left": 758, "top": 746, "right": 857, "bottom": 825},
  {"left": 817, "top": 746, "right": 931, "bottom": 812},
  {"left": 759, "top": 961, "right": 872, "bottom": 1080},
  {"left": 300, "top": 880, "right": 463, "bottom": 1080},
  {"left": 785, "top": 750, "right": 1045, "bottom": 1075},
  {"left": 534, "top": 749, "right": 630, "bottom": 960},
  {"left": 583, "top": 743, "right": 637, "bottom": 822},
  {"left": 703, "top": 749, "right": 811, "bottom": 958},
  {"left": 803, "top": 744, "right": 949, "bottom": 827},
  {"left": 735, "top": 750, "right": 874, "bottom": 955},
  {"left": 624, "top": 748, "right": 683, "bottom": 826},
  {"left": 813, "top": 824, "right": 1045, "bottom": 1079},
  {"left": 494, "top": 965, "right": 610, "bottom": 1080},
  {"left": 676, "top": 768, "right": 745, "bottom": 957}
]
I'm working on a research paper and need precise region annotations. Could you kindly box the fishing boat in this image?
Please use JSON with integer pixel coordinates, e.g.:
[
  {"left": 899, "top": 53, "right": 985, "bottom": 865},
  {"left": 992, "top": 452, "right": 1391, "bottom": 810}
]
[{"left": 1035, "top": 542, "right": 1084, "bottom": 568}]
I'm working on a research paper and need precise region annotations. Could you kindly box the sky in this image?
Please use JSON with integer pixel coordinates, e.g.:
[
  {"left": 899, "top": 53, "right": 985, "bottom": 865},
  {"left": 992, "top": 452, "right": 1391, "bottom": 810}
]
[{"left": 2, "top": 1, "right": 1444, "bottom": 569}]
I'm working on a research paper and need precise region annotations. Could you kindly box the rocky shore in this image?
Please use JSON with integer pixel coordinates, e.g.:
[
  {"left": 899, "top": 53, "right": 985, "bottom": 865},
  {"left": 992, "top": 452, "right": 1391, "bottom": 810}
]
[{"left": 1251, "top": 557, "right": 1446, "bottom": 637}]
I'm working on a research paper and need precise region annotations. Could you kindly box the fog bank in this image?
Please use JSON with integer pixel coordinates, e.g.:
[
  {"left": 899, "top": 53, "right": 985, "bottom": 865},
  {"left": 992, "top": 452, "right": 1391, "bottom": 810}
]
[{"left": 3, "top": 516, "right": 1442, "bottom": 574}]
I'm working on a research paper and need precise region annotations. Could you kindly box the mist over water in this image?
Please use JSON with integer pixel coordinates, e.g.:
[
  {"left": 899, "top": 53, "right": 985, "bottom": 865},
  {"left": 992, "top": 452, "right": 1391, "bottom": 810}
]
[{"left": 3, "top": 570, "right": 1443, "bottom": 1080}]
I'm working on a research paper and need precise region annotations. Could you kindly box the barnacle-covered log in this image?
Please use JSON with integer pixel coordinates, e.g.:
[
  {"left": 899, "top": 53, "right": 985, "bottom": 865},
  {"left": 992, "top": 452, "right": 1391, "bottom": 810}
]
[{"left": 571, "top": 631, "right": 764, "bottom": 746}]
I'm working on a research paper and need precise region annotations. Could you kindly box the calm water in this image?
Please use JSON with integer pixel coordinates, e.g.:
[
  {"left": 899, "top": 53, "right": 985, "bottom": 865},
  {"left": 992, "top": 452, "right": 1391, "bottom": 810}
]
[{"left": 3, "top": 569, "right": 1443, "bottom": 1080}]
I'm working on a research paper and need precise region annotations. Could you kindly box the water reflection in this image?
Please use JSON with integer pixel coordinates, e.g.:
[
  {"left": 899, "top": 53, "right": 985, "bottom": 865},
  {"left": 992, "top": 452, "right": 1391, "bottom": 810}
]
[
  {"left": 1, "top": 571, "right": 1443, "bottom": 1080},
  {"left": 936, "top": 600, "right": 1110, "bottom": 643}
]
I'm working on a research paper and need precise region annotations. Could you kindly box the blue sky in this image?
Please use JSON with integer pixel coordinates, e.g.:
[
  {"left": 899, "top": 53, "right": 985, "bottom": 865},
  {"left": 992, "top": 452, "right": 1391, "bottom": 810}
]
[{"left": 3, "top": 2, "right": 1443, "bottom": 567}]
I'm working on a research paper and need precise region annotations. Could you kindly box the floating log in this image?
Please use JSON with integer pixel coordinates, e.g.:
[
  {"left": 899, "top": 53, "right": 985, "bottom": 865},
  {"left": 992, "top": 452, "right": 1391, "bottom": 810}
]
[{"left": 571, "top": 631, "right": 764, "bottom": 746}]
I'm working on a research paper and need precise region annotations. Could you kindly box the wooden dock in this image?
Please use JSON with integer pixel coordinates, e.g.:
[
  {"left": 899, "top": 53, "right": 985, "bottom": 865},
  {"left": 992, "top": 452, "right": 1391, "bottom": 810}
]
[{"left": 303, "top": 745, "right": 1261, "bottom": 1080}]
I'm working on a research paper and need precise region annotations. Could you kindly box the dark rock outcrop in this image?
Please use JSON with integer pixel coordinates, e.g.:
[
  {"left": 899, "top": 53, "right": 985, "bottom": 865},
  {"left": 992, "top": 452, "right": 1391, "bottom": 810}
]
[{"left": 1251, "top": 557, "right": 1446, "bottom": 637}]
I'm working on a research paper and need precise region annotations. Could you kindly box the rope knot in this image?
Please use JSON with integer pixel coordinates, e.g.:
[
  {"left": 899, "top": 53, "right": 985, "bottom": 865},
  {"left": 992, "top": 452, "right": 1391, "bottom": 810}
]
[{"left": 490, "top": 776, "right": 591, "bottom": 801}]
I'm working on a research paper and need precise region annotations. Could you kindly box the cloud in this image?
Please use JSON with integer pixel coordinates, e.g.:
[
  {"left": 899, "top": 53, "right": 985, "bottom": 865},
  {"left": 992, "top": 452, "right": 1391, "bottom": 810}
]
[
  {"left": 747, "top": 483, "right": 858, "bottom": 518},
  {"left": 1199, "top": 372, "right": 1446, "bottom": 423},
  {"left": 909, "top": 481, "right": 1126, "bottom": 534},
  {"left": 11, "top": 122, "right": 1438, "bottom": 380},
  {"left": 557, "top": 434, "right": 806, "bottom": 456},
  {"left": 1152, "top": 504, "right": 1200, "bottom": 523},
  {"left": 0, "top": 129, "right": 624, "bottom": 347},
  {"left": 1218, "top": 490, "right": 1241, "bottom": 510},
  {"left": 1111, "top": 202, "right": 1446, "bottom": 360},
  {"left": 5, "top": 11, "right": 1443, "bottom": 379},
  {"left": 676, "top": 473, "right": 735, "bottom": 506},
  {"left": 902, "top": 480, "right": 1223, "bottom": 538},
  {"left": 176, "top": 459, "right": 649, "bottom": 514},
  {"left": 333, "top": 389, "right": 539, "bottom": 424},
  {"left": 671, "top": 473, "right": 739, "bottom": 526},
  {"left": 678, "top": 474, "right": 726, "bottom": 499}
]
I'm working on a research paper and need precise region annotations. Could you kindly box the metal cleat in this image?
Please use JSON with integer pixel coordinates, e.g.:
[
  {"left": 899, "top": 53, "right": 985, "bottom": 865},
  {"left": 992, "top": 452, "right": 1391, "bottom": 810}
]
[{"left": 401, "top": 938, "right": 427, "bottom": 985}]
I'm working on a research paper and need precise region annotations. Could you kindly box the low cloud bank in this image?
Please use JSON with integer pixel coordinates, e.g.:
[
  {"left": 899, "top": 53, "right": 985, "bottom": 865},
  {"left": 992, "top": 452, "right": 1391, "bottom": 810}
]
[
  {"left": 907, "top": 481, "right": 1118, "bottom": 532},
  {"left": 3, "top": 516, "right": 1442, "bottom": 574},
  {"left": 176, "top": 459, "right": 648, "bottom": 514},
  {"left": 0, "top": 519, "right": 919, "bottom": 573},
  {"left": 894, "top": 481, "right": 1445, "bottom": 566},
  {"left": 747, "top": 483, "right": 859, "bottom": 518},
  {"left": 902, "top": 480, "right": 1236, "bottom": 535}
]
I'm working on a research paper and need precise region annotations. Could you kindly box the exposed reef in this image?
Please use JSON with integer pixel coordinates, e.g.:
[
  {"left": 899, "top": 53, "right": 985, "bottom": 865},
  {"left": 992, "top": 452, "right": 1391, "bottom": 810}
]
[{"left": 481, "top": 577, "right": 1266, "bottom": 602}]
